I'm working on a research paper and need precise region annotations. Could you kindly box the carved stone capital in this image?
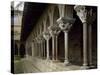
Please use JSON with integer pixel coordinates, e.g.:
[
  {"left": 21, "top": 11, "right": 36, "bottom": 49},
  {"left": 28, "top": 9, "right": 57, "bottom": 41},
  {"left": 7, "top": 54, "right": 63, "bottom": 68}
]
[
  {"left": 48, "top": 25, "right": 61, "bottom": 37},
  {"left": 40, "top": 34, "right": 44, "bottom": 40},
  {"left": 74, "top": 5, "right": 87, "bottom": 23},
  {"left": 74, "top": 5, "right": 96, "bottom": 24},
  {"left": 43, "top": 30, "right": 51, "bottom": 40},
  {"left": 57, "top": 17, "right": 75, "bottom": 32},
  {"left": 35, "top": 37, "right": 39, "bottom": 43}
]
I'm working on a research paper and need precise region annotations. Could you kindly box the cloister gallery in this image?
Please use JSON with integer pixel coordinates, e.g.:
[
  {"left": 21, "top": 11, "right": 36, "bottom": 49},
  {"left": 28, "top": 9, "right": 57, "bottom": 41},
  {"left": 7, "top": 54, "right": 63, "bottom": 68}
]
[{"left": 11, "top": 2, "right": 97, "bottom": 73}]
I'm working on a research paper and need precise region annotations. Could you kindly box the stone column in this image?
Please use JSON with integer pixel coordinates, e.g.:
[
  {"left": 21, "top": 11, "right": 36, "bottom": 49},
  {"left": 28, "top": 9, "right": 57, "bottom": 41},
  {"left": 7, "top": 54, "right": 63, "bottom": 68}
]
[
  {"left": 88, "top": 24, "right": 93, "bottom": 67},
  {"left": 41, "top": 40, "right": 44, "bottom": 58},
  {"left": 43, "top": 40, "right": 46, "bottom": 58},
  {"left": 74, "top": 6, "right": 96, "bottom": 69},
  {"left": 25, "top": 42, "right": 28, "bottom": 58},
  {"left": 35, "top": 38, "right": 39, "bottom": 57},
  {"left": 37, "top": 37, "right": 41, "bottom": 57},
  {"left": 38, "top": 42, "right": 41, "bottom": 57},
  {"left": 17, "top": 43, "right": 20, "bottom": 56},
  {"left": 35, "top": 39, "right": 38, "bottom": 57},
  {"left": 64, "top": 31, "right": 69, "bottom": 65},
  {"left": 57, "top": 17, "right": 75, "bottom": 65},
  {"left": 32, "top": 40, "right": 35, "bottom": 57},
  {"left": 43, "top": 30, "right": 51, "bottom": 60},
  {"left": 34, "top": 40, "right": 36, "bottom": 56},
  {"left": 74, "top": 5, "right": 89, "bottom": 69},
  {"left": 88, "top": 10, "right": 96, "bottom": 67},
  {"left": 39, "top": 34, "right": 44, "bottom": 58},
  {"left": 48, "top": 25, "right": 61, "bottom": 61}
]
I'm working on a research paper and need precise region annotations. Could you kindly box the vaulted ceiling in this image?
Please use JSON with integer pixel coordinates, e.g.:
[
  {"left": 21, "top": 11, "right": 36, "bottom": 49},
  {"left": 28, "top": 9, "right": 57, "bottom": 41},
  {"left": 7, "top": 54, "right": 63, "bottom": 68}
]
[{"left": 21, "top": 2, "right": 48, "bottom": 41}]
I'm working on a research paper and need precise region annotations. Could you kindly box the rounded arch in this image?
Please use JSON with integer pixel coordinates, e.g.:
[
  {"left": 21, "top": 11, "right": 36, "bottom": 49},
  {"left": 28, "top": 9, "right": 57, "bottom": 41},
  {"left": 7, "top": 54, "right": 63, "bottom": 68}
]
[{"left": 53, "top": 5, "right": 60, "bottom": 25}]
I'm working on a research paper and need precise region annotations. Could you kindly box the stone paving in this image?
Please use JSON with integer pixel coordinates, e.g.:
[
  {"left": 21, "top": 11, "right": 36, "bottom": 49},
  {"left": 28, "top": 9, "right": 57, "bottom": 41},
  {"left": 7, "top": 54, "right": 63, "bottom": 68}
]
[{"left": 21, "top": 57, "right": 81, "bottom": 73}]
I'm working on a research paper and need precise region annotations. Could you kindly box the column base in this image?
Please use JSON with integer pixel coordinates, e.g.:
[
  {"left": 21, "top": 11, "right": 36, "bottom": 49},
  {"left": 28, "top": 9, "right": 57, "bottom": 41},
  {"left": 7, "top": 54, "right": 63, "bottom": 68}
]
[
  {"left": 42, "top": 57, "right": 45, "bottom": 59},
  {"left": 64, "top": 60, "right": 71, "bottom": 66},
  {"left": 80, "top": 65, "right": 89, "bottom": 70},
  {"left": 52, "top": 59, "right": 60, "bottom": 63},
  {"left": 18, "top": 55, "right": 20, "bottom": 57},
  {"left": 25, "top": 55, "right": 29, "bottom": 58},
  {"left": 89, "top": 65, "right": 95, "bottom": 69},
  {"left": 46, "top": 57, "right": 50, "bottom": 60}
]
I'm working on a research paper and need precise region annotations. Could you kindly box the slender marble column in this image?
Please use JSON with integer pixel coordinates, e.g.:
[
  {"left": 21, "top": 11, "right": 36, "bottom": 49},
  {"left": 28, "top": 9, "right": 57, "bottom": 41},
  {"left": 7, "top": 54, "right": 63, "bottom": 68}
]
[
  {"left": 55, "top": 35, "right": 58, "bottom": 60},
  {"left": 43, "top": 40, "right": 46, "bottom": 58},
  {"left": 41, "top": 40, "right": 43, "bottom": 58},
  {"left": 38, "top": 42, "right": 41, "bottom": 57},
  {"left": 46, "top": 39, "right": 50, "bottom": 60},
  {"left": 31, "top": 41, "right": 34, "bottom": 57},
  {"left": 43, "top": 30, "right": 51, "bottom": 60},
  {"left": 52, "top": 36, "right": 55, "bottom": 60},
  {"left": 57, "top": 17, "right": 75, "bottom": 65},
  {"left": 38, "top": 37, "right": 42, "bottom": 58},
  {"left": 64, "top": 31, "right": 69, "bottom": 65},
  {"left": 17, "top": 43, "right": 20, "bottom": 56},
  {"left": 83, "top": 22, "right": 88, "bottom": 68},
  {"left": 34, "top": 40, "right": 36, "bottom": 56},
  {"left": 35, "top": 40, "right": 38, "bottom": 56},
  {"left": 52, "top": 35, "right": 58, "bottom": 60},
  {"left": 88, "top": 9, "right": 96, "bottom": 67},
  {"left": 88, "top": 24, "right": 93, "bottom": 67}
]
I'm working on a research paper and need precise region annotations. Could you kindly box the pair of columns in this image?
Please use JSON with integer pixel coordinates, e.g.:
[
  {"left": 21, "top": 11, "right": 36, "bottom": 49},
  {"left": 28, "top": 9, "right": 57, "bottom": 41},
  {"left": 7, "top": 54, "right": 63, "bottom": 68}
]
[
  {"left": 43, "top": 24, "right": 61, "bottom": 61},
  {"left": 74, "top": 5, "right": 96, "bottom": 69},
  {"left": 48, "top": 25, "right": 61, "bottom": 61},
  {"left": 57, "top": 17, "right": 75, "bottom": 65}
]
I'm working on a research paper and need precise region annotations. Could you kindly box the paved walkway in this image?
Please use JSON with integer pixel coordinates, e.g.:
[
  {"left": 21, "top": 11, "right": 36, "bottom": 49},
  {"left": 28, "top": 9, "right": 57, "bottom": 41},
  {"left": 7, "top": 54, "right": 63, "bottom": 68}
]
[
  {"left": 22, "top": 57, "right": 81, "bottom": 73},
  {"left": 14, "top": 57, "right": 83, "bottom": 74}
]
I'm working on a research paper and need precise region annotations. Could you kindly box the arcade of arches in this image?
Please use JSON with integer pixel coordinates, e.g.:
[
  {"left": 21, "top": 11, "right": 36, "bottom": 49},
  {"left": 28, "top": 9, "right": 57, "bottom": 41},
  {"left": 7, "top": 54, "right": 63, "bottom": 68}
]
[{"left": 16, "top": 3, "right": 97, "bottom": 72}]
